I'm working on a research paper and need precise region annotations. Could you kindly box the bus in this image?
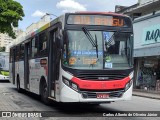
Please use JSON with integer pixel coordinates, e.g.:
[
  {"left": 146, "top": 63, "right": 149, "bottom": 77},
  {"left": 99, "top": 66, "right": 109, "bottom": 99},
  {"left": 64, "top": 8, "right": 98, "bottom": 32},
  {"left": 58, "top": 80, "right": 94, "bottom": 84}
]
[
  {"left": 9, "top": 12, "right": 134, "bottom": 104},
  {"left": 0, "top": 52, "right": 9, "bottom": 81}
]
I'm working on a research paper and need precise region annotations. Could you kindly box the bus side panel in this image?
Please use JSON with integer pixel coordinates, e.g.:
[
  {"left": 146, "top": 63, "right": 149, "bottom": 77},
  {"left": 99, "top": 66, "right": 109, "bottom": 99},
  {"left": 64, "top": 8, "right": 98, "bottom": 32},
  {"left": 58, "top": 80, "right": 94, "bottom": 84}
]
[{"left": 29, "top": 57, "right": 48, "bottom": 95}]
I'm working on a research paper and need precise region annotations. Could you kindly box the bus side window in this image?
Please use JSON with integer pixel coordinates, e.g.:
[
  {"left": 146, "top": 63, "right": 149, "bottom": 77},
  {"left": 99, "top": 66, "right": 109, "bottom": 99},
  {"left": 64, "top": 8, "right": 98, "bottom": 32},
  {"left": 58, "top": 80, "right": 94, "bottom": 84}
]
[
  {"left": 20, "top": 44, "right": 24, "bottom": 60},
  {"left": 15, "top": 46, "right": 20, "bottom": 61},
  {"left": 39, "top": 32, "right": 47, "bottom": 56},
  {"left": 31, "top": 38, "right": 38, "bottom": 58}
]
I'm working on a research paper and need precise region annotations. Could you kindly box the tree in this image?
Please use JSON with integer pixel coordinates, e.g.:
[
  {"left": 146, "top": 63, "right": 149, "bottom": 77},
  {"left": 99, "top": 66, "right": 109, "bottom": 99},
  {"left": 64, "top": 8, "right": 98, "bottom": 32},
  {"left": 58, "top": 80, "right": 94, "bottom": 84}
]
[
  {"left": 0, "top": 46, "right": 5, "bottom": 52},
  {"left": 0, "top": 0, "right": 24, "bottom": 39}
]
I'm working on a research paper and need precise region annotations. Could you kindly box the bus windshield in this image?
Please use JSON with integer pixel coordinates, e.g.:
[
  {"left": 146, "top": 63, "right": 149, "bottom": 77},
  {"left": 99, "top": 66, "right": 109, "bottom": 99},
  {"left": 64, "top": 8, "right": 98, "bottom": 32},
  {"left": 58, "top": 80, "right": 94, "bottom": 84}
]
[
  {"left": 0, "top": 52, "right": 9, "bottom": 71},
  {"left": 63, "top": 30, "right": 133, "bottom": 70}
]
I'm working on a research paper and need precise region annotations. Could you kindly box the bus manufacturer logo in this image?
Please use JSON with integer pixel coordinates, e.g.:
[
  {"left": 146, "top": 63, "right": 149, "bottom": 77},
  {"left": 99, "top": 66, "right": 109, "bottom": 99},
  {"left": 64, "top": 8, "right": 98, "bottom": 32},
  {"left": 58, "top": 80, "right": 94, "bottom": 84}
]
[{"left": 98, "top": 77, "right": 109, "bottom": 80}]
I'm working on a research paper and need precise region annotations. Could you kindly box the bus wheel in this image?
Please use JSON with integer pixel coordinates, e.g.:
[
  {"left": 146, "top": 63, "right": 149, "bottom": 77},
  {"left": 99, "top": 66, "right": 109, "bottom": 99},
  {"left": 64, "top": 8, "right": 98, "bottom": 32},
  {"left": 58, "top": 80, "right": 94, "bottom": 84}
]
[
  {"left": 41, "top": 83, "right": 51, "bottom": 105},
  {"left": 17, "top": 77, "right": 21, "bottom": 93}
]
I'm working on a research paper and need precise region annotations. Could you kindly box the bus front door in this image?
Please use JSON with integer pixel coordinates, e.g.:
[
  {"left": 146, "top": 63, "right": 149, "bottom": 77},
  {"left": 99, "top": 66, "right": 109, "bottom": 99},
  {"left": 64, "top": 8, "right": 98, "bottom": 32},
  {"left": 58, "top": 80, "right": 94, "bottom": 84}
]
[{"left": 48, "top": 28, "right": 59, "bottom": 99}]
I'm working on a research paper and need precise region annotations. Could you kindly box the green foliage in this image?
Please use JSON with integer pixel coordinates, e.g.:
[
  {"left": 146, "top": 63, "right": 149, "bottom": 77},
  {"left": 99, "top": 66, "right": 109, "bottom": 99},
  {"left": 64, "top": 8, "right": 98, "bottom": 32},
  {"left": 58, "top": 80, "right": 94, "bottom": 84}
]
[
  {"left": 0, "top": 0, "right": 24, "bottom": 38},
  {"left": 0, "top": 46, "right": 5, "bottom": 52}
]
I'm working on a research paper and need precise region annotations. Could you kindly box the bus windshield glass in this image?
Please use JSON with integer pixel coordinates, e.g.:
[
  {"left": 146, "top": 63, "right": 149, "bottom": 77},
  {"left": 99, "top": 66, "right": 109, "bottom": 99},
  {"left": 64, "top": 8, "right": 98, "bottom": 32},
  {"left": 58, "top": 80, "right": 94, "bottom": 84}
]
[
  {"left": 0, "top": 52, "right": 9, "bottom": 70},
  {"left": 63, "top": 30, "right": 133, "bottom": 70}
]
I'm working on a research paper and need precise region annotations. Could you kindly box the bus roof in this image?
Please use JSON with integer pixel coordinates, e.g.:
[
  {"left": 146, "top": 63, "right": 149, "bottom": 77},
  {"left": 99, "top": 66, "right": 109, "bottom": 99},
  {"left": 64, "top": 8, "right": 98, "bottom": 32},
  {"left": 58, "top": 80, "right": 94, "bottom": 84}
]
[{"left": 75, "top": 11, "right": 127, "bottom": 17}]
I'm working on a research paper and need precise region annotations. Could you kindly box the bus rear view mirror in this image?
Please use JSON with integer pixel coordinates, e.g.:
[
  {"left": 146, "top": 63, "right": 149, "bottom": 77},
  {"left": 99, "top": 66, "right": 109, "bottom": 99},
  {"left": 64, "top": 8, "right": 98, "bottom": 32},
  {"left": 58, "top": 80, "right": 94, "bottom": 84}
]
[{"left": 56, "top": 37, "right": 63, "bottom": 49}]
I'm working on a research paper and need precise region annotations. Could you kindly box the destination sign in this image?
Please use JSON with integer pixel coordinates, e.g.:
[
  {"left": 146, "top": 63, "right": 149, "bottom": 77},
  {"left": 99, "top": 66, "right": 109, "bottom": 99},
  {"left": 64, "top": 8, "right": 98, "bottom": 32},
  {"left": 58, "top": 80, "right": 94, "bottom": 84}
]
[{"left": 67, "top": 15, "right": 131, "bottom": 27}]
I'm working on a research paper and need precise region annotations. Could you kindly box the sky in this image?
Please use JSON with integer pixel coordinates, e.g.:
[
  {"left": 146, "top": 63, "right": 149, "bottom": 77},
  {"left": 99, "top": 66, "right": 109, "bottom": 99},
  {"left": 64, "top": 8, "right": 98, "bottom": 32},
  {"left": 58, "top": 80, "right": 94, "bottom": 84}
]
[{"left": 15, "top": 0, "right": 138, "bottom": 30}]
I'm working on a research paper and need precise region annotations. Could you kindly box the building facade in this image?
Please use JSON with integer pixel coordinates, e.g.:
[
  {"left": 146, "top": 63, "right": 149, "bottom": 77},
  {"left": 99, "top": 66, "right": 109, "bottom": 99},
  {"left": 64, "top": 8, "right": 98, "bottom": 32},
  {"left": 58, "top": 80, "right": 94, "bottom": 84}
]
[
  {"left": 116, "top": 0, "right": 160, "bottom": 19},
  {"left": 25, "top": 15, "right": 50, "bottom": 35},
  {"left": 0, "top": 33, "right": 13, "bottom": 47},
  {"left": 5, "top": 15, "right": 51, "bottom": 52},
  {"left": 116, "top": 0, "right": 160, "bottom": 91},
  {"left": 0, "top": 28, "right": 22, "bottom": 48},
  {"left": 134, "top": 13, "right": 160, "bottom": 91}
]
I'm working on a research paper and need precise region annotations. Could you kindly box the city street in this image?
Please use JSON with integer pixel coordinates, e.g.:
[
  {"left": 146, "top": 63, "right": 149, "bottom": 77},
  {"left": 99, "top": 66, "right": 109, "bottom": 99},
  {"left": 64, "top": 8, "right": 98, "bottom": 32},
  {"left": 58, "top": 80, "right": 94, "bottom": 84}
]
[
  {"left": 1, "top": 0, "right": 160, "bottom": 120},
  {"left": 0, "top": 82, "right": 160, "bottom": 120}
]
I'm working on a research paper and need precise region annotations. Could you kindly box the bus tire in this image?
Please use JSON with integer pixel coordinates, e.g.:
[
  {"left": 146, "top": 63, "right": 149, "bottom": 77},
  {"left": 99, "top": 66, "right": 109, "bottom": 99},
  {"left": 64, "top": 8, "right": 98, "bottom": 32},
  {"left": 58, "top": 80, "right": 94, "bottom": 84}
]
[
  {"left": 41, "top": 82, "right": 51, "bottom": 105},
  {"left": 17, "top": 76, "right": 22, "bottom": 93}
]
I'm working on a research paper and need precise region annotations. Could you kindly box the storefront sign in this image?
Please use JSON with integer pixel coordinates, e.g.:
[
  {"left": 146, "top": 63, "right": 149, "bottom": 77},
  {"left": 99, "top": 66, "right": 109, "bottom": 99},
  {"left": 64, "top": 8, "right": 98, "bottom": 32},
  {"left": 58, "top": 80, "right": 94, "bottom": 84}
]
[{"left": 142, "top": 24, "right": 160, "bottom": 45}]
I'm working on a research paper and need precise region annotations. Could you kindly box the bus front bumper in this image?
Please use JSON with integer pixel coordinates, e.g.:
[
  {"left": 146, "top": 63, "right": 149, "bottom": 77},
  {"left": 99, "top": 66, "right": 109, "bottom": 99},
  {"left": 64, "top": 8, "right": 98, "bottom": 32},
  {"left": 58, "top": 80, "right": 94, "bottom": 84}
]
[{"left": 59, "top": 84, "right": 133, "bottom": 103}]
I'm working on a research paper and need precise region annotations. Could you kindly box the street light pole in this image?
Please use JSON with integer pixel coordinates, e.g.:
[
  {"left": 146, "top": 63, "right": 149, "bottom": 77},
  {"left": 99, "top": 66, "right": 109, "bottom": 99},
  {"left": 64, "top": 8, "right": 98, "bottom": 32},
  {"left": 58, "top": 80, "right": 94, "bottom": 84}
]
[{"left": 46, "top": 13, "right": 58, "bottom": 17}]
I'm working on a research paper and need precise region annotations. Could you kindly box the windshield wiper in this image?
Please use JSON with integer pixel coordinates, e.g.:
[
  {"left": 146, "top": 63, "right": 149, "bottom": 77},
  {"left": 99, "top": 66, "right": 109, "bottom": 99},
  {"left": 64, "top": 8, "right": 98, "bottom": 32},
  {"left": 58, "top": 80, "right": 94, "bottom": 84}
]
[
  {"left": 82, "top": 27, "right": 98, "bottom": 58},
  {"left": 95, "top": 34, "right": 98, "bottom": 58}
]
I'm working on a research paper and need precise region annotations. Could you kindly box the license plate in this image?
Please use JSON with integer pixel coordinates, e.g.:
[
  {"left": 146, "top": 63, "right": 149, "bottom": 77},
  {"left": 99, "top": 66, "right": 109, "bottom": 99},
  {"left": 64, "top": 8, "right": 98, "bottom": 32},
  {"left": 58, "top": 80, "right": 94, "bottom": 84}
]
[{"left": 97, "top": 93, "right": 109, "bottom": 99}]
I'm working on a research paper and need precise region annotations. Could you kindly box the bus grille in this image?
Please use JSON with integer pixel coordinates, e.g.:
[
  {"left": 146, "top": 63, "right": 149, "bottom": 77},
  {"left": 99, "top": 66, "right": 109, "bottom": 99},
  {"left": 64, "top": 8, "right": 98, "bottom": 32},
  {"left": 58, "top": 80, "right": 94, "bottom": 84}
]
[
  {"left": 81, "top": 90, "right": 124, "bottom": 99},
  {"left": 77, "top": 73, "right": 127, "bottom": 80}
]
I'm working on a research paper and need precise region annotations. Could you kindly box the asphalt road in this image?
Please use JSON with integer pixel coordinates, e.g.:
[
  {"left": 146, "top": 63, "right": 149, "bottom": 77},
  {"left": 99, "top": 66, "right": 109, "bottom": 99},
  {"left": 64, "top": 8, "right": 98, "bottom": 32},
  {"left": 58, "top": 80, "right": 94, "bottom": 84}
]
[{"left": 0, "top": 82, "right": 160, "bottom": 120}]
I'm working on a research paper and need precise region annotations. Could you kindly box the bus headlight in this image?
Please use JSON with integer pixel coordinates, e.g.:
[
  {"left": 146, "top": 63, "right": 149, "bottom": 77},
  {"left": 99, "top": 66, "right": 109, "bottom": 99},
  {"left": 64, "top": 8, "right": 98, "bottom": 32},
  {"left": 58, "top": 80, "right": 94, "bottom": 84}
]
[
  {"left": 63, "top": 77, "right": 70, "bottom": 86},
  {"left": 71, "top": 83, "right": 78, "bottom": 91},
  {"left": 125, "top": 79, "right": 133, "bottom": 91},
  {"left": 62, "top": 77, "right": 79, "bottom": 92}
]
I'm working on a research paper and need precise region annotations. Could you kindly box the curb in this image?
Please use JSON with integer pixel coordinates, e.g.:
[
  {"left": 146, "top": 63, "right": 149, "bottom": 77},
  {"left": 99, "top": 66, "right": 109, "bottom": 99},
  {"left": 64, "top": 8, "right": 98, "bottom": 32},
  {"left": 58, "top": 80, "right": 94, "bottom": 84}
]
[{"left": 133, "top": 94, "right": 160, "bottom": 100}]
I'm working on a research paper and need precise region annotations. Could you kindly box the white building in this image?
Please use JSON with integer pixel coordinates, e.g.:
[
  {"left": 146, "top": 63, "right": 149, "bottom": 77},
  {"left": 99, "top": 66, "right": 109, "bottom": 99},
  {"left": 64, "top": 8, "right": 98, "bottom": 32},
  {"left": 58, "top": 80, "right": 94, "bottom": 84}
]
[
  {"left": 5, "top": 15, "right": 51, "bottom": 52},
  {"left": 0, "top": 28, "right": 23, "bottom": 48},
  {"left": 25, "top": 15, "right": 51, "bottom": 35},
  {"left": 0, "top": 33, "right": 12, "bottom": 47}
]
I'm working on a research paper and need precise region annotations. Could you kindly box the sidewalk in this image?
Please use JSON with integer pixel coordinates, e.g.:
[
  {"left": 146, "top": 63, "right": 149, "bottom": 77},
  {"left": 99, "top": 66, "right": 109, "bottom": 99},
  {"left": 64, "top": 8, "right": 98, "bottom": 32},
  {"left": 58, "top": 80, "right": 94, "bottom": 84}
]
[{"left": 133, "top": 89, "right": 160, "bottom": 100}]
